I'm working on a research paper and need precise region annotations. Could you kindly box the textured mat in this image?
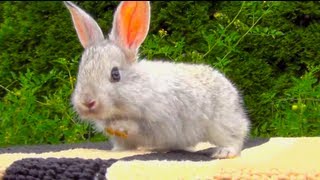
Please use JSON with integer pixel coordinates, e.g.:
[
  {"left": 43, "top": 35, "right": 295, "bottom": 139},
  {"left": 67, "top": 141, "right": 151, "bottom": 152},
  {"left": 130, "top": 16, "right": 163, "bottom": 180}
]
[{"left": 0, "top": 138, "right": 319, "bottom": 179}]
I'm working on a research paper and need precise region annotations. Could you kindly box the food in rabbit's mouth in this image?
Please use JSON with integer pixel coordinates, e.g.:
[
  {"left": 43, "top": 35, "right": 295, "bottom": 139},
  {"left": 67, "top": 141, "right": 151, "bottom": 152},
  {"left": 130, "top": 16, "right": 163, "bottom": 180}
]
[{"left": 105, "top": 127, "right": 128, "bottom": 139}]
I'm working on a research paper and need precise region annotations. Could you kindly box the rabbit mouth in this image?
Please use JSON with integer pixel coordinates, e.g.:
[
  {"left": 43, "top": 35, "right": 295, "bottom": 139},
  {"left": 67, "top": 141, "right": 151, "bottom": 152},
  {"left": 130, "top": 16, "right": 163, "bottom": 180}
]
[
  {"left": 77, "top": 109, "right": 100, "bottom": 120},
  {"left": 75, "top": 104, "right": 105, "bottom": 120},
  {"left": 77, "top": 105, "right": 128, "bottom": 122}
]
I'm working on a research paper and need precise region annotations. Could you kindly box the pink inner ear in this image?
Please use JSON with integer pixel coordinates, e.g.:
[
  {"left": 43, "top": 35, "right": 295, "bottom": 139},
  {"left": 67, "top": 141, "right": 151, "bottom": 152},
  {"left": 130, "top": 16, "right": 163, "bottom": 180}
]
[
  {"left": 117, "top": 1, "right": 150, "bottom": 50},
  {"left": 71, "top": 8, "right": 90, "bottom": 48},
  {"left": 66, "top": 2, "right": 104, "bottom": 49}
]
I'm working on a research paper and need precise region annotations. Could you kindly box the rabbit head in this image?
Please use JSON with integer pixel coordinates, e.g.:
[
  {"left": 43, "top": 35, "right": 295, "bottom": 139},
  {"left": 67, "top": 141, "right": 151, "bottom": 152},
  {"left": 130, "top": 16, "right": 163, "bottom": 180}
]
[{"left": 64, "top": 1, "right": 151, "bottom": 122}]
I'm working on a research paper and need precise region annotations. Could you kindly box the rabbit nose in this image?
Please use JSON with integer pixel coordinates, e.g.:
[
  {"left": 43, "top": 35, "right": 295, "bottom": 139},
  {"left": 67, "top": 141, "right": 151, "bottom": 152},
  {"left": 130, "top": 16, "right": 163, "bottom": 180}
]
[{"left": 83, "top": 100, "right": 96, "bottom": 109}]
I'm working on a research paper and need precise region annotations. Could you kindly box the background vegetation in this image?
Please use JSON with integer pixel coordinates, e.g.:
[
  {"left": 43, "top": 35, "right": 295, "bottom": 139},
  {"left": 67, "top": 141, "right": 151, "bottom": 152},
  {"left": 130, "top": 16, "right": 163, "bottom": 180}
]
[{"left": 0, "top": 1, "right": 319, "bottom": 147}]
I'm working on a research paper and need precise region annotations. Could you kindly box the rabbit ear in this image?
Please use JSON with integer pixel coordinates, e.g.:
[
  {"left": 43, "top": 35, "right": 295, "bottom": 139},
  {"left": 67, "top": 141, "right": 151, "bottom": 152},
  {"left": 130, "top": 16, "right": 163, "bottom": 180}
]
[
  {"left": 64, "top": 1, "right": 104, "bottom": 48},
  {"left": 110, "top": 1, "right": 150, "bottom": 62}
]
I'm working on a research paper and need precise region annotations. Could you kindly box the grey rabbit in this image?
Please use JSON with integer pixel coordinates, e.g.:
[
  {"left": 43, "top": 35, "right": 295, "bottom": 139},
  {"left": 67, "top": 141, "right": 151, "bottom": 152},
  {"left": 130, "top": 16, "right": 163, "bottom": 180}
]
[{"left": 64, "top": 1, "right": 250, "bottom": 159}]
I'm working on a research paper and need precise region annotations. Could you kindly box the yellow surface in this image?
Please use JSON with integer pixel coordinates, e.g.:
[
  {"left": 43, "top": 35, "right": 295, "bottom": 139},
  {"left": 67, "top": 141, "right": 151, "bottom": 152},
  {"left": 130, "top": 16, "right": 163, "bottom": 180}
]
[
  {"left": 107, "top": 137, "right": 320, "bottom": 179},
  {"left": 1, "top": 138, "right": 320, "bottom": 179}
]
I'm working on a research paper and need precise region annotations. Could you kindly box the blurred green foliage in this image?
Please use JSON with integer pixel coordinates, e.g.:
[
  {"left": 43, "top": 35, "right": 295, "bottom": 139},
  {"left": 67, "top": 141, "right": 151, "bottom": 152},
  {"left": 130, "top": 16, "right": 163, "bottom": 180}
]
[{"left": 0, "top": 1, "right": 319, "bottom": 147}]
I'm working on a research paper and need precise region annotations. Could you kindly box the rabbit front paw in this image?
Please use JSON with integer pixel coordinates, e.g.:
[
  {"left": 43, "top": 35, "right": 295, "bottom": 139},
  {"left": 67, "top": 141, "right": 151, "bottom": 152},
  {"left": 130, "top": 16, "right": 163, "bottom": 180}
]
[
  {"left": 111, "top": 140, "right": 136, "bottom": 151},
  {"left": 211, "top": 147, "right": 240, "bottom": 159}
]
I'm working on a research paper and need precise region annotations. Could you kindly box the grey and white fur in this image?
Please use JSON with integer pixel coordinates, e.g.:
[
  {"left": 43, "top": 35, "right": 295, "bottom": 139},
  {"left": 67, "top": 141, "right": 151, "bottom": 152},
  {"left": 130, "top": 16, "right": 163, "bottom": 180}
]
[{"left": 64, "top": 1, "right": 250, "bottom": 158}]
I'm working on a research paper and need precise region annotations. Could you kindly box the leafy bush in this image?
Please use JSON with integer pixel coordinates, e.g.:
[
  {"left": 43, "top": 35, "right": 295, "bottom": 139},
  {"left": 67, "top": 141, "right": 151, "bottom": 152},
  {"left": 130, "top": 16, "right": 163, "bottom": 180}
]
[
  {"left": 0, "top": 58, "right": 106, "bottom": 146},
  {"left": 0, "top": 1, "right": 319, "bottom": 146},
  {"left": 0, "top": 1, "right": 108, "bottom": 147}
]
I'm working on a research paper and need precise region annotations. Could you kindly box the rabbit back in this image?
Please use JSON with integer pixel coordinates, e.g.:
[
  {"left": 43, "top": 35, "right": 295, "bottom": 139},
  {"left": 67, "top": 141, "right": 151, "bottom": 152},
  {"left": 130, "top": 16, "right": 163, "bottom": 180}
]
[{"left": 109, "top": 59, "right": 250, "bottom": 150}]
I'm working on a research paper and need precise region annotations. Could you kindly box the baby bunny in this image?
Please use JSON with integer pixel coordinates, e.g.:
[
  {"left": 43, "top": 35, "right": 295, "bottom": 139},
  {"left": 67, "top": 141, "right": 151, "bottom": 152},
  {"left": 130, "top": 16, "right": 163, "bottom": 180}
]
[{"left": 64, "top": 1, "right": 250, "bottom": 159}]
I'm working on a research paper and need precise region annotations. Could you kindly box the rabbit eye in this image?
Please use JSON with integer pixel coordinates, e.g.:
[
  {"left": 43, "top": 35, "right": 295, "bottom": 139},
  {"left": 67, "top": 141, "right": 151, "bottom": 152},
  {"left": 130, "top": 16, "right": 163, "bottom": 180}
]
[{"left": 111, "top": 67, "right": 121, "bottom": 82}]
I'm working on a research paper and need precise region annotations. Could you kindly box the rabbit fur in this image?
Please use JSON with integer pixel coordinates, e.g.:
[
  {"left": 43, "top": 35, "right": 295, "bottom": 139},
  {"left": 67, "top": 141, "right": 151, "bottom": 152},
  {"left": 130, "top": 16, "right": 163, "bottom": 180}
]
[{"left": 65, "top": 1, "right": 250, "bottom": 159}]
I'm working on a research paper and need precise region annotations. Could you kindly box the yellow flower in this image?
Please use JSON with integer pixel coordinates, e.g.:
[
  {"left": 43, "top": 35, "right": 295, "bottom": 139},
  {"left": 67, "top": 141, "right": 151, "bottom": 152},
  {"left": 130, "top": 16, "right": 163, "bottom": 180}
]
[
  {"left": 158, "top": 28, "right": 167, "bottom": 37},
  {"left": 14, "top": 90, "right": 21, "bottom": 96},
  {"left": 292, "top": 103, "right": 307, "bottom": 111},
  {"left": 292, "top": 104, "right": 298, "bottom": 111},
  {"left": 214, "top": 12, "right": 223, "bottom": 19}
]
